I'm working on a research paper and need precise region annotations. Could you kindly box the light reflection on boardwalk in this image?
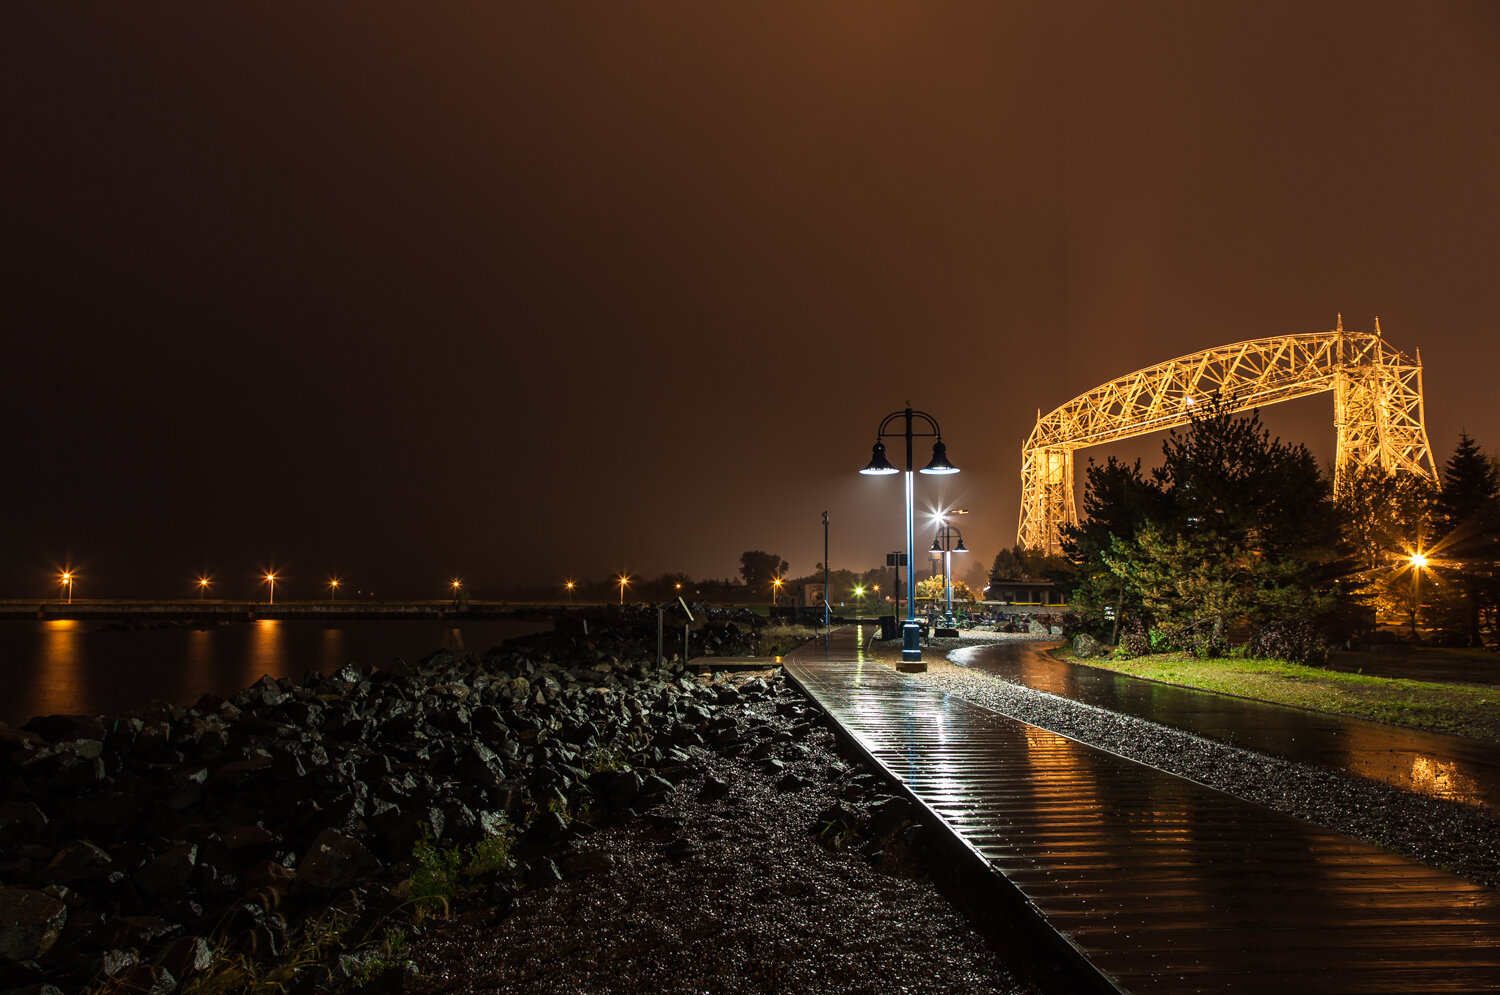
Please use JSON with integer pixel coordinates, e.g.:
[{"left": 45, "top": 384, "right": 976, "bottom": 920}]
[{"left": 786, "top": 628, "right": 1500, "bottom": 995}]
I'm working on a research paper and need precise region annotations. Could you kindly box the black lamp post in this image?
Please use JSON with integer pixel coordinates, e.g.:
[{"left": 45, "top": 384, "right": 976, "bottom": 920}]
[
  {"left": 930, "top": 520, "right": 969, "bottom": 625},
  {"left": 860, "top": 406, "right": 959, "bottom": 671}
]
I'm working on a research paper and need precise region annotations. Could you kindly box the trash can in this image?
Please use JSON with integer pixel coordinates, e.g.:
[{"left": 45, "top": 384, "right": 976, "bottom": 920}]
[{"left": 879, "top": 614, "right": 898, "bottom": 640}]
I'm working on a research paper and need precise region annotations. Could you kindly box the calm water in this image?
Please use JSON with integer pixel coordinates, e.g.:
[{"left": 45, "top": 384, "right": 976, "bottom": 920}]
[{"left": 0, "top": 618, "right": 551, "bottom": 726}]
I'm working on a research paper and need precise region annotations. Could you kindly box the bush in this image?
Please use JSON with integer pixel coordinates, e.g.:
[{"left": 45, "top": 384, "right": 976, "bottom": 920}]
[
  {"left": 1117, "top": 631, "right": 1150, "bottom": 659},
  {"left": 1246, "top": 619, "right": 1328, "bottom": 666},
  {"left": 1190, "top": 628, "right": 1230, "bottom": 659}
]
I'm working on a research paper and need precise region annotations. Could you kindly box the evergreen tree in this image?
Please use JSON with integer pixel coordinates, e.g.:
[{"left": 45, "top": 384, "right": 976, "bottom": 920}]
[
  {"left": 1334, "top": 464, "right": 1437, "bottom": 638},
  {"left": 1066, "top": 399, "right": 1346, "bottom": 653},
  {"left": 1431, "top": 433, "right": 1500, "bottom": 645}
]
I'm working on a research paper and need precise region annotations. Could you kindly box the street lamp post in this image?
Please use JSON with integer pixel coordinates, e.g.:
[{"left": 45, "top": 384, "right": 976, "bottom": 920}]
[
  {"left": 264, "top": 571, "right": 278, "bottom": 605},
  {"left": 860, "top": 406, "right": 959, "bottom": 670},
  {"left": 930, "top": 518, "right": 969, "bottom": 626},
  {"left": 197, "top": 576, "right": 210, "bottom": 600},
  {"left": 772, "top": 577, "right": 782, "bottom": 607},
  {"left": 329, "top": 578, "right": 341, "bottom": 602},
  {"left": 60, "top": 571, "right": 73, "bottom": 604},
  {"left": 1407, "top": 552, "right": 1428, "bottom": 642},
  {"left": 566, "top": 580, "right": 575, "bottom": 604},
  {"left": 618, "top": 574, "right": 629, "bottom": 605}
]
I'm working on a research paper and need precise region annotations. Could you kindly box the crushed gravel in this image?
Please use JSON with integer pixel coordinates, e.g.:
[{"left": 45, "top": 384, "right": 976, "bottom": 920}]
[
  {"left": 406, "top": 673, "right": 1084, "bottom": 995},
  {"left": 914, "top": 641, "right": 1500, "bottom": 889}
]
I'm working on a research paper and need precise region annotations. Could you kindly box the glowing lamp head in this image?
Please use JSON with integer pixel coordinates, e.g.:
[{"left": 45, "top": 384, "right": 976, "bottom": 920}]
[
  {"left": 1409, "top": 553, "right": 1429, "bottom": 569},
  {"left": 920, "top": 439, "right": 959, "bottom": 475},
  {"left": 859, "top": 441, "right": 898, "bottom": 475}
]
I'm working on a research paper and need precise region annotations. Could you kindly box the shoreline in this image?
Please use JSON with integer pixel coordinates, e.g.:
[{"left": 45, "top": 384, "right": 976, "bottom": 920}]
[{"left": 0, "top": 611, "right": 1080, "bottom": 994}]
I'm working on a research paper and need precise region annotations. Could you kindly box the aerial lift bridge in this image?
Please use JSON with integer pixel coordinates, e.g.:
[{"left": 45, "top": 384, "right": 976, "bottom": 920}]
[{"left": 1018, "top": 318, "right": 1438, "bottom": 554}]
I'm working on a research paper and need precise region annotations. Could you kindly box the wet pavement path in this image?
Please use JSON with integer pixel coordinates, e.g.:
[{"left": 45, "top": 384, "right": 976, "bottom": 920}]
[
  {"left": 784, "top": 629, "right": 1500, "bottom": 994},
  {"left": 953, "top": 641, "right": 1500, "bottom": 813}
]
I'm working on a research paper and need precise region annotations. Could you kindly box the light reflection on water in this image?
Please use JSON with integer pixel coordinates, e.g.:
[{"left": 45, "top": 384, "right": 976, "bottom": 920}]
[
  {"left": 956, "top": 641, "right": 1500, "bottom": 811},
  {"left": 0, "top": 618, "right": 549, "bottom": 725}
]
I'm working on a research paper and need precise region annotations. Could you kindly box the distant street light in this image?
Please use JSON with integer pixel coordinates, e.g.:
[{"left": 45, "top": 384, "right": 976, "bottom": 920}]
[
  {"left": 930, "top": 517, "right": 970, "bottom": 625},
  {"left": 618, "top": 574, "right": 630, "bottom": 605},
  {"left": 566, "top": 580, "right": 575, "bottom": 604},
  {"left": 264, "top": 571, "right": 278, "bottom": 605},
  {"left": 59, "top": 571, "right": 74, "bottom": 604},
  {"left": 1407, "top": 551, "right": 1429, "bottom": 642},
  {"left": 773, "top": 577, "right": 783, "bottom": 606},
  {"left": 329, "top": 578, "right": 341, "bottom": 602},
  {"left": 197, "top": 576, "right": 210, "bottom": 600},
  {"left": 860, "top": 406, "right": 959, "bottom": 670}
]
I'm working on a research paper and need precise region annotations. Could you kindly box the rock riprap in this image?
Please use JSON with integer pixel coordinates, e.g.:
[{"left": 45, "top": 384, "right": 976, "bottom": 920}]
[{"left": 0, "top": 606, "right": 818, "bottom": 993}]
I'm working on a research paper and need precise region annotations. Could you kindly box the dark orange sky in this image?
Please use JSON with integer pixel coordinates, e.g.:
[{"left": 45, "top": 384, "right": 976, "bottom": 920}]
[{"left": 5, "top": 3, "right": 1498, "bottom": 598}]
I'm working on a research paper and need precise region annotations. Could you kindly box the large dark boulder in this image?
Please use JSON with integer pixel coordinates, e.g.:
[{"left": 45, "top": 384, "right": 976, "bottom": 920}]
[
  {"left": 0, "top": 889, "right": 67, "bottom": 961},
  {"left": 134, "top": 843, "right": 198, "bottom": 902},
  {"left": 296, "top": 829, "right": 379, "bottom": 892}
]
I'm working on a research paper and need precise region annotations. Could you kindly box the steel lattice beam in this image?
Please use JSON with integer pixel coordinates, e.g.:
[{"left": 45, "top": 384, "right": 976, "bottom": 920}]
[{"left": 1018, "top": 320, "right": 1437, "bottom": 554}]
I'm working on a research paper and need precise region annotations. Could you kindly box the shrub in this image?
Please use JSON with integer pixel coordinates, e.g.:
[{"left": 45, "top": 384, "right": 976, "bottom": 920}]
[
  {"left": 1117, "top": 630, "right": 1150, "bottom": 659},
  {"left": 1246, "top": 619, "right": 1328, "bottom": 666}
]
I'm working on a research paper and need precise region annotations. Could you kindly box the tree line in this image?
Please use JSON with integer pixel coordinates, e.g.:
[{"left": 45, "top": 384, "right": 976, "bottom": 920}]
[{"left": 1056, "top": 400, "right": 1500, "bottom": 661}]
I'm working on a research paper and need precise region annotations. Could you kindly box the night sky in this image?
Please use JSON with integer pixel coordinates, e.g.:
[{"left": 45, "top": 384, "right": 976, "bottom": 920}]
[{"left": 5, "top": 4, "right": 1499, "bottom": 600}]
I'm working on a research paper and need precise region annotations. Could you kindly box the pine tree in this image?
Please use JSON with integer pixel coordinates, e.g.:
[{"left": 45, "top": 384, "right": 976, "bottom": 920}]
[{"left": 1431, "top": 433, "right": 1500, "bottom": 645}]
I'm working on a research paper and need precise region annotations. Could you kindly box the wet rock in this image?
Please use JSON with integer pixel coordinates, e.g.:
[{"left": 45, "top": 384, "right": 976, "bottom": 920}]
[
  {"left": 101, "top": 915, "right": 181, "bottom": 951},
  {"left": 775, "top": 772, "right": 811, "bottom": 792},
  {"left": 20, "top": 715, "right": 106, "bottom": 745},
  {"left": 524, "top": 858, "right": 562, "bottom": 889},
  {"left": 0, "top": 803, "right": 47, "bottom": 846},
  {"left": 38, "top": 841, "right": 112, "bottom": 883},
  {"left": 603, "top": 771, "right": 643, "bottom": 808},
  {"left": 134, "top": 842, "right": 198, "bottom": 901},
  {"left": 1072, "top": 632, "right": 1103, "bottom": 658},
  {"left": 526, "top": 810, "right": 570, "bottom": 843},
  {"left": 868, "top": 796, "right": 914, "bottom": 839},
  {"left": 113, "top": 963, "right": 176, "bottom": 995},
  {"left": 697, "top": 775, "right": 730, "bottom": 800},
  {"left": 297, "top": 830, "right": 379, "bottom": 892},
  {"left": 0, "top": 889, "right": 67, "bottom": 961}
]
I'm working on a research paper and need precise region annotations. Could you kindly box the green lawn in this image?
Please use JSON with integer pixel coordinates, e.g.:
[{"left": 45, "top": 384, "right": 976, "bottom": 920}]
[{"left": 1061, "top": 650, "right": 1500, "bottom": 744}]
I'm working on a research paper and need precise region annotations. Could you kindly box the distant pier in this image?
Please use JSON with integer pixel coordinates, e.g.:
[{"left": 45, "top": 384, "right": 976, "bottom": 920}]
[{"left": 0, "top": 600, "right": 557, "bottom": 622}]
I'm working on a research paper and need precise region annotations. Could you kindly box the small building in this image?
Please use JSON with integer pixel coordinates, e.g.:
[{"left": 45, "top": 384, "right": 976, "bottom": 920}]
[{"left": 984, "top": 579, "right": 1059, "bottom": 605}]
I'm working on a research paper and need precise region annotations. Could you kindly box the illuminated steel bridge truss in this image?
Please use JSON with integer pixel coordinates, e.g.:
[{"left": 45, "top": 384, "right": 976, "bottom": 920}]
[{"left": 1018, "top": 318, "right": 1437, "bottom": 554}]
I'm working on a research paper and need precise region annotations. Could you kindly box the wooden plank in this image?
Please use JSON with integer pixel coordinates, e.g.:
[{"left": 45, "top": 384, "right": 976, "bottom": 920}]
[{"left": 782, "top": 631, "right": 1500, "bottom": 995}]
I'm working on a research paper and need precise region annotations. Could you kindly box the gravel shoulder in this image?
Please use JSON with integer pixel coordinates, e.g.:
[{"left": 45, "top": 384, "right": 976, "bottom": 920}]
[
  {"left": 866, "top": 635, "right": 1500, "bottom": 889},
  {"left": 407, "top": 670, "right": 1082, "bottom": 995}
]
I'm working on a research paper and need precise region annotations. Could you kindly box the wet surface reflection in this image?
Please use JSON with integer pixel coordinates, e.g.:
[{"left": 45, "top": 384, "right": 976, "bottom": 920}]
[
  {"left": 783, "top": 630, "right": 1500, "bottom": 993},
  {"left": 0, "top": 618, "right": 549, "bottom": 725},
  {"left": 955, "top": 641, "right": 1500, "bottom": 811}
]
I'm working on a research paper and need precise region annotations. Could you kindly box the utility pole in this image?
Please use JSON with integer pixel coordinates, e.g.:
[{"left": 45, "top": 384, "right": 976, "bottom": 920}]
[{"left": 822, "top": 510, "right": 830, "bottom": 628}]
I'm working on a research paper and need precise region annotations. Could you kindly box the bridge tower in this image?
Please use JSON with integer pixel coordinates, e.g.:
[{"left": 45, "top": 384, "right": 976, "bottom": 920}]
[{"left": 1017, "top": 319, "right": 1437, "bottom": 555}]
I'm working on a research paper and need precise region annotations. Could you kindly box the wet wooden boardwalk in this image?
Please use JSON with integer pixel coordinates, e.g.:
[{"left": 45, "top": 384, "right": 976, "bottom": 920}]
[{"left": 783, "top": 629, "right": 1500, "bottom": 994}]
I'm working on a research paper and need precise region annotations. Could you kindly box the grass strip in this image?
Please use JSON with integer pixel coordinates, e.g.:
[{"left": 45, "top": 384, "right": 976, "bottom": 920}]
[{"left": 1064, "top": 651, "right": 1500, "bottom": 744}]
